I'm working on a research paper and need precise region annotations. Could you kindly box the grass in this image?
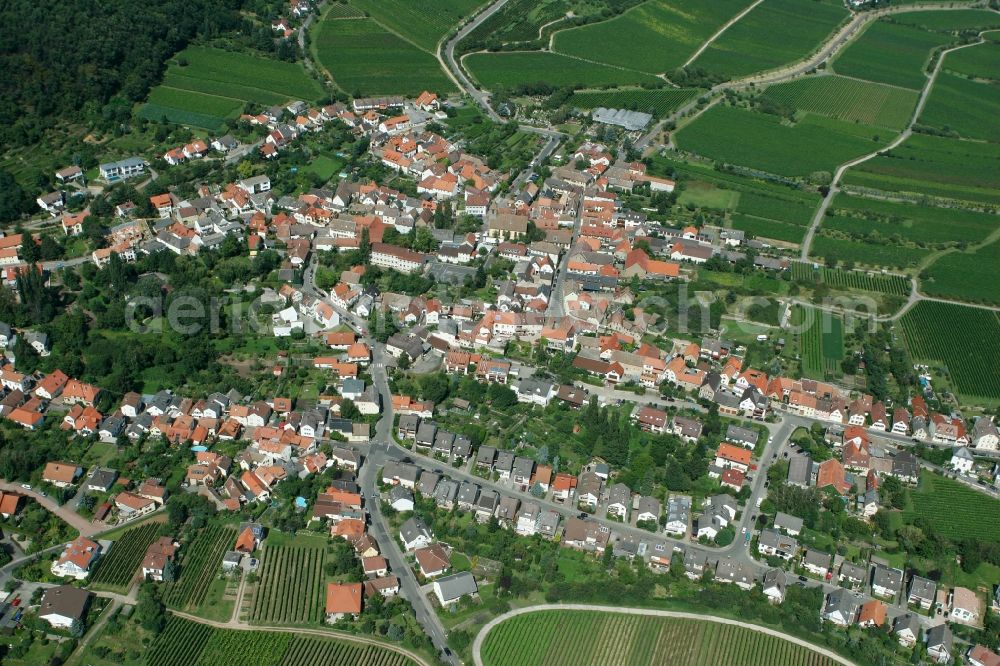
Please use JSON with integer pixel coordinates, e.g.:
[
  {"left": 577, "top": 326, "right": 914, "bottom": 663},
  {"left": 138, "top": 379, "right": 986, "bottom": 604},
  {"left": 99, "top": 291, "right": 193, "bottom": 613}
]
[
  {"left": 898, "top": 300, "right": 1000, "bottom": 403},
  {"left": 249, "top": 536, "right": 327, "bottom": 625},
  {"left": 304, "top": 155, "right": 345, "bottom": 181},
  {"left": 833, "top": 20, "right": 952, "bottom": 90},
  {"left": 825, "top": 194, "right": 999, "bottom": 246},
  {"left": 904, "top": 471, "right": 1000, "bottom": 541},
  {"left": 349, "top": 0, "right": 484, "bottom": 51},
  {"left": 313, "top": 17, "right": 455, "bottom": 95},
  {"left": 90, "top": 522, "right": 162, "bottom": 591},
  {"left": 677, "top": 182, "right": 740, "bottom": 210},
  {"left": 919, "top": 71, "right": 1000, "bottom": 142},
  {"left": 570, "top": 88, "right": 698, "bottom": 117},
  {"left": 138, "top": 46, "right": 322, "bottom": 130},
  {"left": 689, "top": 0, "right": 848, "bottom": 79},
  {"left": 674, "top": 104, "right": 882, "bottom": 178},
  {"left": 553, "top": 0, "right": 754, "bottom": 75},
  {"left": 921, "top": 238, "right": 1000, "bottom": 306},
  {"left": 480, "top": 610, "right": 842, "bottom": 666},
  {"left": 762, "top": 75, "right": 918, "bottom": 130},
  {"left": 163, "top": 524, "right": 238, "bottom": 611},
  {"left": 466, "top": 51, "right": 660, "bottom": 90}
]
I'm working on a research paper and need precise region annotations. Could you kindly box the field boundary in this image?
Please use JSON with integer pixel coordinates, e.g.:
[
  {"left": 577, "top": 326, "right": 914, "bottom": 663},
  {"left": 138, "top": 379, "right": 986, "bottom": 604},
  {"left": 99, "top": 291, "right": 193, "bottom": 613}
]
[
  {"left": 682, "top": 0, "right": 766, "bottom": 68},
  {"left": 472, "top": 604, "right": 856, "bottom": 666}
]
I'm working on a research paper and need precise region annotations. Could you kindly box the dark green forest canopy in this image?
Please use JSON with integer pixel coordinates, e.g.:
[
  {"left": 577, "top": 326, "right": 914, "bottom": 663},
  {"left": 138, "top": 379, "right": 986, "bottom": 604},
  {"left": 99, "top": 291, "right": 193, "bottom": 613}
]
[{"left": 0, "top": 0, "right": 242, "bottom": 146}]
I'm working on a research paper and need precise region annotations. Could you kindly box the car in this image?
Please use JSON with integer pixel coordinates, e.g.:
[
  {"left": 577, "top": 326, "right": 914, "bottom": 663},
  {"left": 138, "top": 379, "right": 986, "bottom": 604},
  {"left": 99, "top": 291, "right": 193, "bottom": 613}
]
[
  {"left": 755, "top": 497, "right": 763, "bottom": 508},
  {"left": 578, "top": 512, "right": 588, "bottom": 520},
  {"left": 654, "top": 544, "right": 665, "bottom": 552},
  {"left": 798, "top": 576, "right": 808, "bottom": 582},
  {"left": 768, "top": 436, "right": 773, "bottom": 444},
  {"left": 20, "top": 484, "right": 30, "bottom": 490},
  {"left": 764, "top": 481, "right": 769, "bottom": 488},
  {"left": 741, "top": 526, "right": 747, "bottom": 535}
]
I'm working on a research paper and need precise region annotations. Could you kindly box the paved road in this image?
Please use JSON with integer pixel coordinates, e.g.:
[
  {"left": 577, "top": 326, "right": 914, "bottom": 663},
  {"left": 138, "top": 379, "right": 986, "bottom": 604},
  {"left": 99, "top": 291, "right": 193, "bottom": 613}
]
[
  {"left": 441, "top": 0, "right": 511, "bottom": 122},
  {"left": 0, "top": 482, "right": 98, "bottom": 536},
  {"left": 472, "top": 604, "right": 856, "bottom": 666}
]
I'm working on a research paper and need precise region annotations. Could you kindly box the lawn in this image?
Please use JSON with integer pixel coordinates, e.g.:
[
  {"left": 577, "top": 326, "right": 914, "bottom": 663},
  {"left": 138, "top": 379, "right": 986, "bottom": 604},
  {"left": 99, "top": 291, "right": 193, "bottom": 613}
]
[
  {"left": 898, "top": 301, "right": 1000, "bottom": 403},
  {"left": 349, "top": 0, "right": 484, "bottom": 51},
  {"left": 904, "top": 471, "right": 1000, "bottom": 541},
  {"left": 921, "top": 238, "right": 1000, "bottom": 306},
  {"left": 570, "top": 88, "right": 698, "bottom": 118},
  {"left": 305, "top": 155, "right": 345, "bottom": 181},
  {"left": 833, "top": 20, "right": 952, "bottom": 90},
  {"left": 825, "top": 194, "right": 999, "bottom": 246},
  {"left": 919, "top": 71, "right": 1000, "bottom": 142},
  {"left": 762, "top": 75, "right": 918, "bottom": 130},
  {"left": 313, "top": 17, "right": 455, "bottom": 95},
  {"left": 689, "top": 0, "right": 848, "bottom": 79},
  {"left": 466, "top": 51, "right": 660, "bottom": 90},
  {"left": 480, "top": 610, "right": 843, "bottom": 666},
  {"left": 674, "top": 104, "right": 882, "bottom": 178},
  {"left": 553, "top": 0, "right": 754, "bottom": 75}
]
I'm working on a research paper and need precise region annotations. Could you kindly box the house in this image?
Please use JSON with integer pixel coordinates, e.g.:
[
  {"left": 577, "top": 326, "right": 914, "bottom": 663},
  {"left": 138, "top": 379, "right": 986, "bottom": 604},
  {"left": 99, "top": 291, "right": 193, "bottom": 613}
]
[
  {"left": 949, "top": 586, "right": 981, "bottom": 625},
  {"left": 389, "top": 486, "right": 414, "bottom": 512},
  {"left": 839, "top": 561, "right": 868, "bottom": 588},
  {"left": 822, "top": 589, "right": 861, "bottom": 626},
  {"left": 561, "top": 518, "right": 611, "bottom": 552},
  {"left": 726, "top": 425, "right": 759, "bottom": 448},
  {"left": 38, "top": 585, "right": 92, "bottom": 631},
  {"left": 664, "top": 495, "right": 691, "bottom": 536},
  {"left": 606, "top": 483, "right": 630, "bottom": 519},
  {"left": 802, "top": 549, "right": 831, "bottom": 577},
  {"left": 85, "top": 468, "right": 118, "bottom": 493},
  {"left": 634, "top": 406, "right": 667, "bottom": 433},
  {"left": 757, "top": 529, "right": 798, "bottom": 560},
  {"left": 115, "top": 491, "right": 157, "bottom": 519},
  {"left": 762, "top": 568, "right": 786, "bottom": 604},
  {"left": 950, "top": 446, "right": 975, "bottom": 474},
  {"left": 967, "top": 645, "right": 1000, "bottom": 666},
  {"left": 892, "top": 613, "right": 920, "bottom": 648},
  {"left": 773, "top": 512, "right": 803, "bottom": 536},
  {"left": 714, "top": 558, "right": 755, "bottom": 591},
  {"left": 907, "top": 575, "right": 936, "bottom": 610},
  {"left": 52, "top": 536, "right": 101, "bottom": 579},
  {"left": 433, "top": 572, "right": 478, "bottom": 607},
  {"left": 515, "top": 502, "right": 540, "bottom": 536},
  {"left": 399, "top": 517, "right": 432, "bottom": 551},
  {"left": 414, "top": 543, "right": 451, "bottom": 578},
  {"left": 871, "top": 564, "right": 903, "bottom": 599},
  {"left": 925, "top": 624, "right": 953, "bottom": 663},
  {"left": 364, "top": 576, "right": 401, "bottom": 598},
  {"left": 857, "top": 600, "right": 887, "bottom": 628},
  {"left": 671, "top": 416, "right": 703, "bottom": 442},
  {"left": 42, "top": 462, "right": 82, "bottom": 487},
  {"left": 635, "top": 496, "right": 660, "bottom": 524},
  {"left": 363, "top": 555, "right": 388, "bottom": 577},
  {"left": 325, "top": 583, "right": 362, "bottom": 623},
  {"left": 142, "top": 537, "right": 179, "bottom": 581},
  {"left": 684, "top": 550, "right": 708, "bottom": 580},
  {"left": 714, "top": 443, "right": 751, "bottom": 472}
]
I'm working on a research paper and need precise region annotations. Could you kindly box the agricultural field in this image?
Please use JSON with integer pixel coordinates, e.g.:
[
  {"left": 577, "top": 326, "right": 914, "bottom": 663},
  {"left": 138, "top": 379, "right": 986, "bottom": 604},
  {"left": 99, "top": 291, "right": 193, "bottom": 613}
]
[
  {"left": 570, "top": 88, "right": 698, "bottom": 117},
  {"left": 480, "top": 610, "right": 842, "bottom": 666},
  {"left": 809, "top": 234, "right": 931, "bottom": 270},
  {"left": 313, "top": 17, "right": 454, "bottom": 96},
  {"left": 689, "top": 0, "right": 848, "bottom": 79},
  {"left": 138, "top": 46, "right": 322, "bottom": 130},
  {"left": 944, "top": 40, "right": 1000, "bottom": 80},
  {"left": 824, "top": 194, "right": 999, "bottom": 246},
  {"left": 793, "top": 306, "right": 844, "bottom": 380},
  {"left": 466, "top": 51, "right": 659, "bottom": 90},
  {"left": 162, "top": 524, "right": 237, "bottom": 611},
  {"left": 458, "top": 0, "right": 575, "bottom": 48},
  {"left": 674, "top": 105, "right": 881, "bottom": 178},
  {"left": 249, "top": 538, "right": 327, "bottom": 625},
  {"left": 842, "top": 133, "right": 1000, "bottom": 205},
  {"left": 762, "top": 76, "right": 918, "bottom": 130},
  {"left": 790, "top": 263, "right": 911, "bottom": 296},
  {"left": 553, "top": 0, "right": 754, "bottom": 75},
  {"left": 921, "top": 238, "right": 1000, "bottom": 306},
  {"left": 349, "top": 0, "right": 484, "bottom": 51},
  {"left": 148, "top": 616, "right": 417, "bottom": 666},
  {"left": 904, "top": 471, "right": 1000, "bottom": 541},
  {"left": 834, "top": 20, "right": 952, "bottom": 90},
  {"left": 891, "top": 9, "right": 1000, "bottom": 33},
  {"left": 898, "top": 300, "right": 1000, "bottom": 403},
  {"left": 919, "top": 71, "right": 1000, "bottom": 142},
  {"left": 90, "top": 522, "right": 162, "bottom": 591}
]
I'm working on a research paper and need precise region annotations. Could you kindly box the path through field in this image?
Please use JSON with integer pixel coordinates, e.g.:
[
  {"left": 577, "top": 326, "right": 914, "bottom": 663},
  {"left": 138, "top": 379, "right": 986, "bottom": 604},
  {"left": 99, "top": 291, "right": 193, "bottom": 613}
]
[{"left": 682, "top": 0, "right": 766, "bottom": 68}]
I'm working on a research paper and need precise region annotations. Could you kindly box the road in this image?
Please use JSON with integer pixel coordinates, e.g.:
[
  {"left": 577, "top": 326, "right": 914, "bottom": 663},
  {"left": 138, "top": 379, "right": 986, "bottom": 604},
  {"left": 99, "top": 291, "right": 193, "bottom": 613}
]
[
  {"left": 0, "top": 482, "right": 99, "bottom": 536},
  {"left": 441, "top": 0, "right": 511, "bottom": 122}
]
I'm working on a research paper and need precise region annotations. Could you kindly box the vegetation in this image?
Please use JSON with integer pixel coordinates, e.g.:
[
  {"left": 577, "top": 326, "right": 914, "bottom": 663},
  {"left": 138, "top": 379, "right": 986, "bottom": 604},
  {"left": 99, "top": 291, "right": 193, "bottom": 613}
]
[
  {"left": 762, "top": 76, "right": 918, "bottom": 131},
  {"left": 904, "top": 471, "right": 1000, "bottom": 542},
  {"left": 919, "top": 70, "right": 1000, "bottom": 142},
  {"left": 90, "top": 522, "right": 164, "bottom": 590},
  {"left": 809, "top": 234, "right": 931, "bottom": 270},
  {"left": 466, "top": 51, "right": 659, "bottom": 90},
  {"left": 570, "top": 88, "right": 698, "bottom": 117},
  {"left": 280, "top": 636, "right": 420, "bottom": 665},
  {"left": 921, "top": 238, "right": 1000, "bottom": 306},
  {"left": 793, "top": 306, "right": 843, "bottom": 380},
  {"left": 833, "top": 20, "right": 951, "bottom": 90},
  {"left": 249, "top": 538, "right": 329, "bottom": 625},
  {"left": 349, "top": 0, "right": 483, "bottom": 51},
  {"left": 826, "top": 194, "right": 998, "bottom": 247},
  {"left": 789, "top": 263, "right": 910, "bottom": 296},
  {"left": 162, "top": 524, "right": 238, "bottom": 610}
]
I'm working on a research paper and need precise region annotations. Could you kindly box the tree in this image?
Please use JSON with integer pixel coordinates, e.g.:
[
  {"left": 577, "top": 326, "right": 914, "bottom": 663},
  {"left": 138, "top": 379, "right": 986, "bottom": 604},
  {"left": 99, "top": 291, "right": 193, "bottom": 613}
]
[
  {"left": 136, "top": 583, "right": 166, "bottom": 632},
  {"left": 397, "top": 353, "right": 411, "bottom": 371},
  {"left": 419, "top": 373, "right": 449, "bottom": 403},
  {"left": 0, "top": 170, "right": 34, "bottom": 223}
]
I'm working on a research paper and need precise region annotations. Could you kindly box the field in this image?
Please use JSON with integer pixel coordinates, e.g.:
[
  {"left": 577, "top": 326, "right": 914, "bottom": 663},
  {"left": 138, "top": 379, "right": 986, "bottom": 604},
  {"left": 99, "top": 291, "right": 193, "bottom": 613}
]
[
  {"left": 794, "top": 306, "right": 844, "bottom": 379},
  {"left": 147, "top": 616, "right": 417, "bottom": 666},
  {"left": 305, "top": 155, "right": 345, "bottom": 181},
  {"left": 689, "top": 0, "right": 848, "bottom": 79},
  {"left": 313, "top": 18, "right": 454, "bottom": 96},
  {"left": 162, "top": 524, "right": 237, "bottom": 611},
  {"left": 570, "top": 88, "right": 698, "bottom": 117},
  {"left": 674, "top": 105, "right": 881, "bottom": 178},
  {"left": 919, "top": 71, "right": 1000, "bottom": 142},
  {"left": 466, "top": 51, "right": 659, "bottom": 90},
  {"left": 842, "top": 134, "right": 1000, "bottom": 205},
  {"left": 459, "top": 0, "right": 575, "bottom": 47},
  {"left": 898, "top": 300, "right": 1000, "bottom": 402},
  {"left": 349, "top": 0, "right": 484, "bottom": 51},
  {"left": 921, "top": 239, "right": 1000, "bottom": 306},
  {"left": 480, "top": 610, "right": 842, "bottom": 666},
  {"left": 90, "top": 522, "right": 162, "bottom": 591},
  {"left": 891, "top": 9, "right": 1000, "bottom": 33},
  {"left": 138, "top": 46, "right": 322, "bottom": 130},
  {"left": 762, "top": 76, "right": 918, "bottom": 130},
  {"left": 904, "top": 472, "right": 1000, "bottom": 541},
  {"left": 809, "top": 234, "right": 931, "bottom": 270},
  {"left": 249, "top": 538, "right": 327, "bottom": 625},
  {"left": 553, "top": 0, "right": 753, "bottom": 75},
  {"left": 833, "top": 21, "right": 952, "bottom": 90},
  {"left": 945, "top": 40, "right": 1000, "bottom": 80},
  {"left": 790, "top": 263, "right": 911, "bottom": 296},
  {"left": 825, "top": 194, "right": 999, "bottom": 246}
]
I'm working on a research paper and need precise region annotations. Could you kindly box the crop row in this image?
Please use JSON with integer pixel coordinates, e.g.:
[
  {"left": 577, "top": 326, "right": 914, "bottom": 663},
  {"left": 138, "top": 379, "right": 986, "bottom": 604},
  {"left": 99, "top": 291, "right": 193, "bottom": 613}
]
[
  {"left": 250, "top": 544, "right": 326, "bottom": 625},
  {"left": 280, "top": 637, "right": 416, "bottom": 666},
  {"left": 790, "top": 262, "right": 910, "bottom": 296},
  {"left": 91, "top": 522, "right": 162, "bottom": 589},
  {"left": 162, "top": 525, "right": 237, "bottom": 610}
]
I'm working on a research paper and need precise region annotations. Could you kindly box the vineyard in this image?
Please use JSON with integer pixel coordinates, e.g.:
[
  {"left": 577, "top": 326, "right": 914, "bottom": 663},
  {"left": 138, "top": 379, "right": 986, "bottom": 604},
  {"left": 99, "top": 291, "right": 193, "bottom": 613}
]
[
  {"left": 833, "top": 20, "right": 952, "bottom": 90},
  {"left": 249, "top": 541, "right": 327, "bottom": 625},
  {"left": 921, "top": 238, "right": 1000, "bottom": 306},
  {"left": 480, "top": 610, "right": 842, "bottom": 666},
  {"left": 794, "top": 306, "right": 844, "bottom": 380},
  {"left": 898, "top": 301, "right": 1000, "bottom": 403},
  {"left": 790, "top": 263, "right": 910, "bottom": 296},
  {"left": 904, "top": 472, "right": 1000, "bottom": 542},
  {"left": 762, "top": 76, "right": 917, "bottom": 130},
  {"left": 147, "top": 616, "right": 418, "bottom": 666},
  {"left": 163, "top": 525, "right": 237, "bottom": 611},
  {"left": 570, "top": 88, "right": 698, "bottom": 118},
  {"left": 90, "top": 522, "right": 162, "bottom": 590},
  {"left": 349, "top": 0, "right": 483, "bottom": 51},
  {"left": 809, "top": 234, "right": 931, "bottom": 271}
]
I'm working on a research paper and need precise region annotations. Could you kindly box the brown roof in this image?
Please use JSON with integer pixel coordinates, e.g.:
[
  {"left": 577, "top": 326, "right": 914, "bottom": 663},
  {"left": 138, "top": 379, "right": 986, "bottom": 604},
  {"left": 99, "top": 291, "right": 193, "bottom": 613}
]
[
  {"left": 43, "top": 462, "right": 81, "bottom": 484},
  {"left": 325, "top": 582, "right": 362, "bottom": 615},
  {"left": 235, "top": 526, "right": 256, "bottom": 553},
  {"left": 414, "top": 543, "right": 451, "bottom": 574}
]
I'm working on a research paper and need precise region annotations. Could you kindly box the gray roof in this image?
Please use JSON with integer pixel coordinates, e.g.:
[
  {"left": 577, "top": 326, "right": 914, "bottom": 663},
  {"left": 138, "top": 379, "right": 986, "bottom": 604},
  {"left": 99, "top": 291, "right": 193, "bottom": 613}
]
[
  {"left": 637, "top": 495, "right": 660, "bottom": 518},
  {"left": 495, "top": 450, "right": 514, "bottom": 472},
  {"left": 512, "top": 456, "right": 534, "bottom": 480},
  {"left": 608, "top": 483, "right": 630, "bottom": 507},
  {"left": 415, "top": 421, "right": 437, "bottom": 443},
  {"left": 925, "top": 623, "right": 953, "bottom": 651},
  {"left": 762, "top": 568, "right": 786, "bottom": 594},
  {"left": 892, "top": 612, "right": 920, "bottom": 636},
  {"left": 434, "top": 479, "right": 459, "bottom": 504},
  {"left": 389, "top": 486, "right": 413, "bottom": 504},
  {"left": 591, "top": 107, "right": 652, "bottom": 131},
  {"left": 400, "top": 517, "right": 431, "bottom": 543},
  {"left": 476, "top": 445, "right": 497, "bottom": 466},
  {"left": 416, "top": 472, "right": 440, "bottom": 496},
  {"left": 804, "top": 548, "right": 832, "bottom": 569},
  {"left": 457, "top": 481, "right": 480, "bottom": 505},
  {"left": 87, "top": 467, "right": 118, "bottom": 489},
  {"left": 787, "top": 454, "right": 812, "bottom": 486},
  {"left": 39, "top": 585, "right": 91, "bottom": 621},
  {"left": 839, "top": 560, "right": 868, "bottom": 581},
  {"left": 726, "top": 425, "right": 759, "bottom": 446},
  {"left": 773, "top": 512, "right": 803, "bottom": 534},
  {"left": 477, "top": 489, "right": 499, "bottom": 513},
  {"left": 908, "top": 575, "right": 936, "bottom": 601},
  {"left": 823, "top": 589, "right": 861, "bottom": 620},
  {"left": 434, "top": 571, "right": 477, "bottom": 602},
  {"left": 398, "top": 413, "right": 421, "bottom": 432},
  {"left": 872, "top": 564, "right": 904, "bottom": 591},
  {"left": 758, "top": 528, "right": 797, "bottom": 555}
]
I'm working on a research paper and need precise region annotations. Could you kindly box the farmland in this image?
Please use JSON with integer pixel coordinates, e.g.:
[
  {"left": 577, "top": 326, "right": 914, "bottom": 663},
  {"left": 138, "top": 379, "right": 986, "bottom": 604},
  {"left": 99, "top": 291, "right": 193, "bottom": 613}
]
[
  {"left": 919, "top": 71, "right": 1000, "bottom": 142},
  {"left": 674, "top": 105, "right": 881, "bottom": 178},
  {"left": 689, "top": 0, "right": 848, "bottom": 79},
  {"left": 921, "top": 239, "right": 1000, "bottom": 306},
  {"left": 313, "top": 17, "right": 454, "bottom": 96},
  {"left": 349, "top": 0, "right": 484, "bottom": 51},
  {"left": 945, "top": 40, "right": 1000, "bottom": 80},
  {"left": 553, "top": 0, "right": 753, "bottom": 75},
  {"left": 147, "top": 616, "right": 417, "bottom": 666},
  {"left": 458, "top": 0, "right": 576, "bottom": 49},
  {"left": 762, "top": 76, "right": 918, "bottom": 130},
  {"left": 790, "top": 263, "right": 911, "bottom": 297},
  {"left": 249, "top": 538, "right": 327, "bottom": 625},
  {"left": 480, "top": 610, "right": 842, "bottom": 666},
  {"left": 905, "top": 471, "right": 1000, "bottom": 542},
  {"left": 825, "top": 194, "right": 999, "bottom": 246},
  {"left": 465, "top": 51, "right": 659, "bottom": 90},
  {"left": 570, "top": 88, "right": 698, "bottom": 117},
  {"left": 809, "top": 234, "right": 931, "bottom": 270},
  {"left": 891, "top": 9, "right": 1000, "bottom": 33},
  {"left": 138, "top": 46, "right": 322, "bottom": 130},
  {"left": 162, "top": 524, "right": 237, "bottom": 611},
  {"left": 833, "top": 21, "right": 952, "bottom": 90},
  {"left": 898, "top": 301, "right": 1000, "bottom": 403},
  {"left": 90, "top": 522, "right": 162, "bottom": 591},
  {"left": 793, "top": 306, "right": 844, "bottom": 380}
]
